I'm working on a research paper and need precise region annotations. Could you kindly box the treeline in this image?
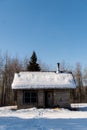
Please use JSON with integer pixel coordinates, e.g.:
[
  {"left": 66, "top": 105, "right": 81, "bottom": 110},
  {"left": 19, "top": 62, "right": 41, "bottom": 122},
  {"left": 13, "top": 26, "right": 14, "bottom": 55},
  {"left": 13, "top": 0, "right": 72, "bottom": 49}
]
[
  {"left": 0, "top": 51, "right": 87, "bottom": 106},
  {"left": 0, "top": 51, "right": 49, "bottom": 106}
]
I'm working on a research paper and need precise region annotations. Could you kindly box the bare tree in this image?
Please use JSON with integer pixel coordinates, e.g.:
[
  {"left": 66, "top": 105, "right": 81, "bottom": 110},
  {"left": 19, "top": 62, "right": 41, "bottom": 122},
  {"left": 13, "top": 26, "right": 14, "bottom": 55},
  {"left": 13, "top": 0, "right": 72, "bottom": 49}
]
[
  {"left": 2, "top": 53, "right": 23, "bottom": 105},
  {"left": 38, "top": 60, "right": 49, "bottom": 71},
  {"left": 22, "top": 56, "right": 29, "bottom": 71},
  {"left": 74, "top": 63, "right": 84, "bottom": 103},
  {"left": 0, "top": 52, "right": 4, "bottom": 106},
  {"left": 74, "top": 63, "right": 83, "bottom": 87},
  {"left": 58, "top": 61, "right": 73, "bottom": 72}
]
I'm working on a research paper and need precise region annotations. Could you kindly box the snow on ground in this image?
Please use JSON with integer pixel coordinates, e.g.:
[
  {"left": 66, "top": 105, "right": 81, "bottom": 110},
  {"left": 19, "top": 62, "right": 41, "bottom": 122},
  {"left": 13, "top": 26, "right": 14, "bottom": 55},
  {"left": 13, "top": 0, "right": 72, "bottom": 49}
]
[{"left": 0, "top": 104, "right": 87, "bottom": 130}]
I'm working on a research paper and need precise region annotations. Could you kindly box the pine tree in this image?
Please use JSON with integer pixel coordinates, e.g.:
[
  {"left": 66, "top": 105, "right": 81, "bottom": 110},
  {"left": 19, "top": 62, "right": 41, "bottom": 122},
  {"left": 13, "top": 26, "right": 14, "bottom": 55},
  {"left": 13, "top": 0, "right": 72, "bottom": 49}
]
[{"left": 27, "top": 51, "right": 41, "bottom": 71}]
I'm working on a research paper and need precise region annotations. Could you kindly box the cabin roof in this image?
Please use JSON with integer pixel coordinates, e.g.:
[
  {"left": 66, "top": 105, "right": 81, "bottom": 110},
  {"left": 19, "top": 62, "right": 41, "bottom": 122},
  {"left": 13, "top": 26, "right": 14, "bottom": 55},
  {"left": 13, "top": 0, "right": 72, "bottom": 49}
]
[{"left": 12, "top": 71, "right": 76, "bottom": 89}]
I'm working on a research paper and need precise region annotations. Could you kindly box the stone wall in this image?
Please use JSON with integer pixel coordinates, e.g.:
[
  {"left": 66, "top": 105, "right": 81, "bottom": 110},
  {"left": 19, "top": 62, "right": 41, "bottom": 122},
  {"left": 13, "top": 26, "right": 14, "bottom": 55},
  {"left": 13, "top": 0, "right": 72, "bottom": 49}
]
[
  {"left": 53, "top": 89, "right": 70, "bottom": 108},
  {"left": 17, "top": 89, "right": 71, "bottom": 109},
  {"left": 38, "top": 90, "right": 45, "bottom": 108}
]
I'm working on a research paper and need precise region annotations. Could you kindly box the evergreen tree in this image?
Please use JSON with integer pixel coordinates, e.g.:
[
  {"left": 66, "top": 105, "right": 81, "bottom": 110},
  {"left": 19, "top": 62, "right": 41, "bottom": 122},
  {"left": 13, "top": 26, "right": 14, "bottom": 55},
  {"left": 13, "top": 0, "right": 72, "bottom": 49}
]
[{"left": 27, "top": 51, "right": 41, "bottom": 71}]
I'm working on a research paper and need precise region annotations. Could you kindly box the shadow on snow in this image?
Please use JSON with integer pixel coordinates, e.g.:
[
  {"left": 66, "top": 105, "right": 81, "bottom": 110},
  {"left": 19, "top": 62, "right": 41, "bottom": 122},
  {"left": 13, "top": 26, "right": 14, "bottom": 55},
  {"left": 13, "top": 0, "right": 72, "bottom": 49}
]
[{"left": 0, "top": 117, "right": 87, "bottom": 130}]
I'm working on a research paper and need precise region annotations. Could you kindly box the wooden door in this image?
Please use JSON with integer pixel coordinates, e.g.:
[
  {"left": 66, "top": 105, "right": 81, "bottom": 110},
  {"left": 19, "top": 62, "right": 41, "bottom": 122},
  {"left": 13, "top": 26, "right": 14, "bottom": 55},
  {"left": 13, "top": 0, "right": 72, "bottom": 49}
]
[{"left": 45, "top": 91, "right": 53, "bottom": 108}]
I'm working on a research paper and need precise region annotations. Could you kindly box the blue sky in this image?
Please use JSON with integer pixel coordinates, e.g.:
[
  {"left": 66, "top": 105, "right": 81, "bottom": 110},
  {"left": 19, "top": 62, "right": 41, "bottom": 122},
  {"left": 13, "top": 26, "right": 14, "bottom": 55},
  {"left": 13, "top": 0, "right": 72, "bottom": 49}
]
[{"left": 0, "top": 0, "right": 87, "bottom": 69}]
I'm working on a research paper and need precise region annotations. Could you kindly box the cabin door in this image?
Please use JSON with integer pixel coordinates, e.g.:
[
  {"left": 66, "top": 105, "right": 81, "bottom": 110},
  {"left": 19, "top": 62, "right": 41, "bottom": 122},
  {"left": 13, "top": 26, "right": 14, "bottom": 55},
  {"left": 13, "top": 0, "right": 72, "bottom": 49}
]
[{"left": 45, "top": 91, "right": 53, "bottom": 108}]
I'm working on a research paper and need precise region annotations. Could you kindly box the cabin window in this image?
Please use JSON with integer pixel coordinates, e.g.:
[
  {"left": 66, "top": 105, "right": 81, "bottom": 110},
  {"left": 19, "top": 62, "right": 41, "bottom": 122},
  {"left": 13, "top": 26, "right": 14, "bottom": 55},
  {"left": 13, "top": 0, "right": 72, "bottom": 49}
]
[{"left": 23, "top": 91, "right": 37, "bottom": 104}]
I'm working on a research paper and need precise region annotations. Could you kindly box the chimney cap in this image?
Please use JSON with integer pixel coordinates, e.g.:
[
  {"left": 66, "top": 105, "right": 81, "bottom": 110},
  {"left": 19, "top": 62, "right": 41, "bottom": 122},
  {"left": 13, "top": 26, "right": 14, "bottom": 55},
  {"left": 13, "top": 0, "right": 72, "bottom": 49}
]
[{"left": 57, "top": 62, "right": 60, "bottom": 64}]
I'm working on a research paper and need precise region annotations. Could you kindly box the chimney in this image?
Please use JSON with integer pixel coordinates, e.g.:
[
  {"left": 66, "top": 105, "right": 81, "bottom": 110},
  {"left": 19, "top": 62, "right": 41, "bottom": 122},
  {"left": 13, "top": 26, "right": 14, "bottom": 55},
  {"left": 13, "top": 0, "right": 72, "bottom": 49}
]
[{"left": 56, "top": 63, "right": 60, "bottom": 73}]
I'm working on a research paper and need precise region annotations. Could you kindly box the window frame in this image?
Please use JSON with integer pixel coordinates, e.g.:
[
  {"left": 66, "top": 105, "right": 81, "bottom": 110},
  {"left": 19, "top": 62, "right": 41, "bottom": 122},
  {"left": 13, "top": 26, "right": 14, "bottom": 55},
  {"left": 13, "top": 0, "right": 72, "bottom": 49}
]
[{"left": 23, "top": 90, "right": 38, "bottom": 104}]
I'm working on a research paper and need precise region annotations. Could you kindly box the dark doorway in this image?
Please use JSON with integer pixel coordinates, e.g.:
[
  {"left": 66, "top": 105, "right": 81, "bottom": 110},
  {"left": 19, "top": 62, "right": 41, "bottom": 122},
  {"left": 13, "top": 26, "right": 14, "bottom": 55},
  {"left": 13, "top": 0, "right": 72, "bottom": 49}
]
[{"left": 45, "top": 91, "right": 53, "bottom": 108}]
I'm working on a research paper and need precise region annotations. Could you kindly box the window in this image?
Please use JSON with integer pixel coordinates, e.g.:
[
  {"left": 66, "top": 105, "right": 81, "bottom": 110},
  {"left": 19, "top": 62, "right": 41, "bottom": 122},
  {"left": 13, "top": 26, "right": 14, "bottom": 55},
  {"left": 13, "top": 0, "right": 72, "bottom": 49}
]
[{"left": 23, "top": 91, "right": 37, "bottom": 104}]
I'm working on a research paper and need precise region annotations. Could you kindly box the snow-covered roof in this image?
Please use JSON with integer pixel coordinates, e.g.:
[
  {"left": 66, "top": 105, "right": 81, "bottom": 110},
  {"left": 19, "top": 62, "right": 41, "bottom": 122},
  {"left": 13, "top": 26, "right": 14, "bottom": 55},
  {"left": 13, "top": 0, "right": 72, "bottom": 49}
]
[{"left": 12, "top": 72, "right": 76, "bottom": 89}]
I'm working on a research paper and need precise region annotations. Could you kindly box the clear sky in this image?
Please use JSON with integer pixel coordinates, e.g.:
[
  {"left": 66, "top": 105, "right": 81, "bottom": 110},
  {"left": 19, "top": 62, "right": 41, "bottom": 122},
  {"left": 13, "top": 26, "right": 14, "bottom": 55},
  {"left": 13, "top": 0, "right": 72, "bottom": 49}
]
[{"left": 0, "top": 0, "right": 87, "bottom": 69}]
